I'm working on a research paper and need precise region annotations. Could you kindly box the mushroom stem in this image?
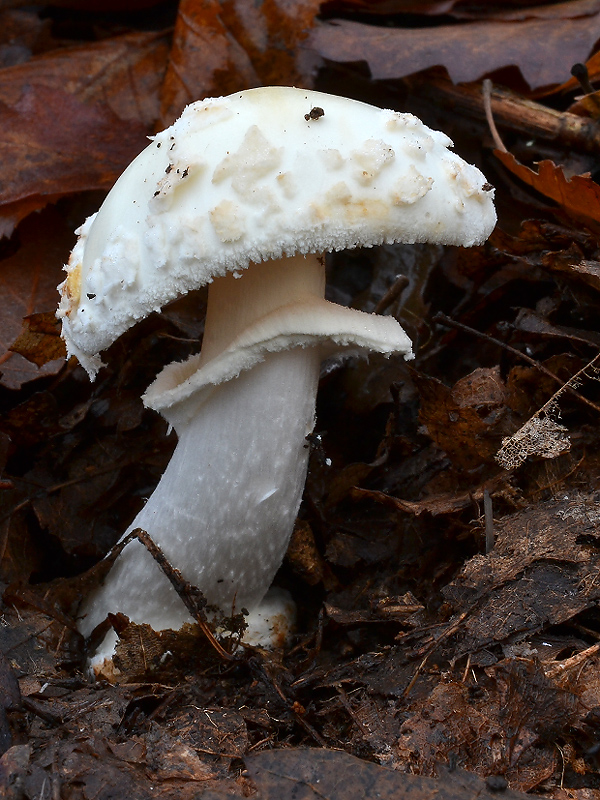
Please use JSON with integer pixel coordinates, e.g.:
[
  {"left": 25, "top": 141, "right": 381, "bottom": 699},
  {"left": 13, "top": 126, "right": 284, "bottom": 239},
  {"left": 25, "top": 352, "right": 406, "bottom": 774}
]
[
  {"left": 79, "top": 254, "right": 326, "bottom": 652},
  {"left": 199, "top": 253, "right": 326, "bottom": 367}
]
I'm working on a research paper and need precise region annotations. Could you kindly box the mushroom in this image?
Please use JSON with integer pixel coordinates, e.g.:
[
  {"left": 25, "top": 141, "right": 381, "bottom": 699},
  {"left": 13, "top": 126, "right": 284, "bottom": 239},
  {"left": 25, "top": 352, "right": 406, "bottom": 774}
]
[{"left": 57, "top": 87, "right": 496, "bottom": 670}]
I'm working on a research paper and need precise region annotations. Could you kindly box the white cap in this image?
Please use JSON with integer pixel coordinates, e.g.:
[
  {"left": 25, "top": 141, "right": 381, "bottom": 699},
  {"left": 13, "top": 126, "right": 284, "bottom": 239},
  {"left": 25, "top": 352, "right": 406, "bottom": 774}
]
[{"left": 58, "top": 86, "right": 496, "bottom": 377}]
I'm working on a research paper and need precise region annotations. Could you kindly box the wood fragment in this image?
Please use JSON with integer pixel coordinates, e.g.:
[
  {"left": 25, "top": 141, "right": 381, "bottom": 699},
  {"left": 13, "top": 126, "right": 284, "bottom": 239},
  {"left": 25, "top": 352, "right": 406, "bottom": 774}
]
[{"left": 413, "top": 74, "right": 600, "bottom": 153}]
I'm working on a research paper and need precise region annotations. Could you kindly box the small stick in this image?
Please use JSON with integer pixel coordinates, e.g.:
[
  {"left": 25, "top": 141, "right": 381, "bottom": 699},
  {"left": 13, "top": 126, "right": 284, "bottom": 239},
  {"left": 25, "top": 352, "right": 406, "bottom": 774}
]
[
  {"left": 374, "top": 274, "right": 409, "bottom": 314},
  {"left": 413, "top": 73, "right": 600, "bottom": 153},
  {"left": 484, "top": 489, "right": 494, "bottom": 554},
  {"left": 571, "top": 63, "right": 595, "bottom": 95},
  {"left": 433, "top": 312, "right": 600, "bottom": 415},
  {"left": 132, "top": 528, "right": 236, "bottom": 662},
  {"left": 482, "top": 79, "right": 507, "bottom": 152}
]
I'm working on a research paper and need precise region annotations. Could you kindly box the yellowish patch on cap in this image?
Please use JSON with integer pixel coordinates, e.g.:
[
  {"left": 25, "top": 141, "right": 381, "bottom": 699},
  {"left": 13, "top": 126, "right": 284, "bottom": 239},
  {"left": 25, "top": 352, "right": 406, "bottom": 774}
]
[{"left": 63, "top": 260, "right": 82, "bottom": 309}]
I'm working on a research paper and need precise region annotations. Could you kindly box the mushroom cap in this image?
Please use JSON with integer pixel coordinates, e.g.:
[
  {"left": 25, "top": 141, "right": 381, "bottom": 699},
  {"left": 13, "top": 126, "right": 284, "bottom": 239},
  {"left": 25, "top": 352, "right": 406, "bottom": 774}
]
[{"left": 58, "top": 86, "right": 496, "bottom": 377}]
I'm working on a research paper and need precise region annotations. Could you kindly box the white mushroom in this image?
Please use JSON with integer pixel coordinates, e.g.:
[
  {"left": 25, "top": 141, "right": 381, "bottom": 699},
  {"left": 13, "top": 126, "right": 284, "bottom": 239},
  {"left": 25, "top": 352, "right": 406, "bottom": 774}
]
[{"left": 57, "top": 87, "right": 496, "bottom": 672}]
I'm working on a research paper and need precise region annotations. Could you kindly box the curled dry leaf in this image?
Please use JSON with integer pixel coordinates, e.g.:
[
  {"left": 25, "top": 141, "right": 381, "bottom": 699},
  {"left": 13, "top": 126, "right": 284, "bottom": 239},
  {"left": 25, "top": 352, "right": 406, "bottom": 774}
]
[
  {"left": 414, "top": 367, "right": 516, "bottom": 471},
  {"left": 495, "top": 150, "right": 600, "bottom": 229}
]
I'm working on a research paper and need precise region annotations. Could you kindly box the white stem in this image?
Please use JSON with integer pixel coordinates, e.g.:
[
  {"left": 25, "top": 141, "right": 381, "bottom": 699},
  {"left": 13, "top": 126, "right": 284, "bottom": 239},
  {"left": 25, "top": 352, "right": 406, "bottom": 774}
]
[
  {"left": 200, "top": 253, "right": 325, "bottom": 365},
  {"left": 79, "top": 255, "right": 325, "bottom": 641},
  {"left": 79, "top": 347, "right": 320, "bottom": 637}
]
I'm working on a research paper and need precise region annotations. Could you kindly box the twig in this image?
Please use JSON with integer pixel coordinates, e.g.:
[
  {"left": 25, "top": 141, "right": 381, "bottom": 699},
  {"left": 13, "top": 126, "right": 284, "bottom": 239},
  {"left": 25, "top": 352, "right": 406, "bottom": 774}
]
[
  {"left": 482, "top": 79, "right": 507, "bottom": 152},
  {"left": 544, "top": 641, "right": 600, "bottom": 679},
  {"left": 373, "top": 274, "right": 409, "bottom": 314},
  {"left": 132, "top": 528, "right": 236, "bottom": 662},
  {"left": 571, "top": 63, "right": 595, "bottom": 95},
  {"left": 484, "top": 489, "right": 495, "bottom": 554},
  {"left": 433, "top": 312, "right": 600, "bottom": 415},
  {"left": 412, "top": 73, "right": 600, "bottom": 153}
]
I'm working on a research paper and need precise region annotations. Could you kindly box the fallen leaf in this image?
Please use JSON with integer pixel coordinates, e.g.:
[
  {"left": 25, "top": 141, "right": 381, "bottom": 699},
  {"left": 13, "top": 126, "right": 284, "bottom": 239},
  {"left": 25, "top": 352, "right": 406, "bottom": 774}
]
[
  {"left": 309, "top": 14, "right": 600, "bottom": 90},
  {"left": 495, "top": 150, "right": 600, "bottom": 229},
  {"left": 0, "top": 209, "right": 70, "bottom": 389},
  {"left": 396, "top": 667, "right": 565, "bottom": 789},
  {"left": 9, "top": 312, "right": 66, "bottom": 368},
  {"left": 0, "top": 85, "right": 148, "bottom": 239},
  {"left": 0, "top": 31, "right": 169, "bottom": 236},
  {"left": 160, "top": 0, "right": 322, "bottom": 124},
  {"left": 159, "top": 0, "right": 258, "bottom": 125},
  {"left": 245, "top": 748, "right": 544, "bottom": 800},
  {"left": 442, "top": 496, "right": 600, "bottom": 657},
  {"left": 414, "top": 367, "right": 516, "bottom": 471}
]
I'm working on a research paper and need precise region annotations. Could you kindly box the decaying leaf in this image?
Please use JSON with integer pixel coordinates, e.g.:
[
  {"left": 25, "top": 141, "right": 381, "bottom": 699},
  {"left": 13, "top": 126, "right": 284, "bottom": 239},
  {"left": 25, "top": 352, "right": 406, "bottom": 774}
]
[
  {"left": 0, "top": 31, "right": 169, "bottom": 237},
  {"left": 309, "top": 13, "right": 600, "bottom": 89},
  {"left": 9, "top": 312, "right": 66, "bottom": 368},
  {"left": 160, "top": 0, "right": 322, "bottom": 124},
  {"left": 496, "top": 401, "right": 570, "bottom": 469},
  {"left": 245, "top": 748, "right": 546, "bottom": 800},
  {"left": 0, "top": 209, "right": 70, "bottom": 389},
  {"left": 442, "top": 496, "right": 600, "bottom": 657}
]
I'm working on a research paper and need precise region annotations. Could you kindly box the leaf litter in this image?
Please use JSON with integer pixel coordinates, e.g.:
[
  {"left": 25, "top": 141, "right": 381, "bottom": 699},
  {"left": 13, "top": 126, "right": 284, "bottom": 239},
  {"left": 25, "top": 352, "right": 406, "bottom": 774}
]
[{"left": 4, "top": 1, "right": 600, "bottom": 799}]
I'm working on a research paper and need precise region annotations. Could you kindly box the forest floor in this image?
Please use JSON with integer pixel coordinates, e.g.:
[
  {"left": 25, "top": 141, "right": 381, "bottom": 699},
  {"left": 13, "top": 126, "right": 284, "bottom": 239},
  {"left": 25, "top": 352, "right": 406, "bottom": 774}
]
[{"left": 2, "top": 1, "right": 600, "bottom": 798}]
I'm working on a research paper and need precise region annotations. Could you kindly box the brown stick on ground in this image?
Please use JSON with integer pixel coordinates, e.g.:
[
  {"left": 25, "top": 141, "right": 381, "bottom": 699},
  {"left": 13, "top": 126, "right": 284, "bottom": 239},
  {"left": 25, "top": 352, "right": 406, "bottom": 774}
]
[{"left": 411, "top": 74, "right": 600, "bottom": 153}]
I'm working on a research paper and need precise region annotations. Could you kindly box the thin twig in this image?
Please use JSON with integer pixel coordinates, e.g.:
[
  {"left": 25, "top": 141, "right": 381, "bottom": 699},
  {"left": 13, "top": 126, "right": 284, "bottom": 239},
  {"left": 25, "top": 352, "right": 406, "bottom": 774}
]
[
  {"left": 484, "top": 489, "right": 495, "bottom": 554},
  {"left": 571, "top": 63, "right": 595, "bottom": 95},
  {"left": 373, "top": 274, "right": 409, "bottom": 314},
  {"left": 544, "top": 641, "right": 600, "bottom": 679},
  {"left": 434, "top": 312, "right": 600, "bottom": 415},
  {"left": 482, "top": 79, "right": 507, "bottom": 152},
  {"left": 404, "top": 610, "right": 470, "bottom": 697},
  {"left": 133, "top": 528, "right": 236, "bottom": 662}
]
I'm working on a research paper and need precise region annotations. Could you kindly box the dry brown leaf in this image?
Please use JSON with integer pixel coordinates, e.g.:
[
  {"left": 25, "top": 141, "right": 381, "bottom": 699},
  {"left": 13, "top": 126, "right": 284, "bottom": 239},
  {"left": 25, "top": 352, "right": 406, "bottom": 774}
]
[
  {"left": 495, "top": 150, "right": 600, "bottom": 228},
  {"left": 414, "top": 367, "right": 516, "bottom": 471},
  {"left": 159, "top": 0, "right": 258, "bottom": 124},
  {"left": 160, "top": 0, "right": 322, "bottom": 124},
  {"left": 246, "top": 748, "right": 543, "bottom": 800},
  {"left": 321, "top": 0, "right": 458, "bottom": 14},
  {"left": 0, "top": 31, "right": 169, "bottom": 237},
  {"left": 9, "top": 312, "right": 66, "bottom": 368},
  {"left": 309, "top": 14, "right": 600, "bottom": 89},
  {"left": 0, "top": 209, "right": 70, "bottom": 389}
]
